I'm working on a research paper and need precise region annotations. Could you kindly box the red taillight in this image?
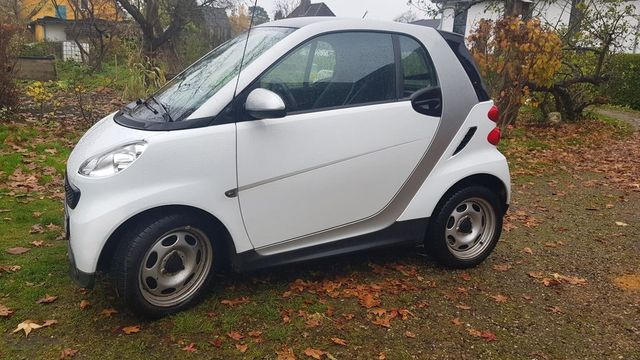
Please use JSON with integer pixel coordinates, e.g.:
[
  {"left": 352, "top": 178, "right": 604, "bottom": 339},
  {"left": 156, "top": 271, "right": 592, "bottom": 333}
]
[
  {"left": 488, "top": 105, "right": 500, "bottom": 123},
  {"left": 487, "top": 127, "right": 501, "bottom": 146}
]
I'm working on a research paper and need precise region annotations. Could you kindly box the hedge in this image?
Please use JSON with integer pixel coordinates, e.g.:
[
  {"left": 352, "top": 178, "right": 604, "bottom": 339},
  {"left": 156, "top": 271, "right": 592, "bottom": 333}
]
[{"left": 606, "top": 54, "right": 640, "bottom": 110}]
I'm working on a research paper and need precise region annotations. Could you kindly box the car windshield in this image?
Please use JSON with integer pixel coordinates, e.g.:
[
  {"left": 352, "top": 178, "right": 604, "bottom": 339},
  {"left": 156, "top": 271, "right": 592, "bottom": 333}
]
[{"left": 124, "top": 27, "right": 295, "bottom": 123}]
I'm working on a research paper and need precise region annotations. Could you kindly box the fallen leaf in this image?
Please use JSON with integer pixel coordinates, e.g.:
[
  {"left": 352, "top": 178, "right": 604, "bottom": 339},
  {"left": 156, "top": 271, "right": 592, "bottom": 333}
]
[
  {"left": 467, "top": 328, "right": 497, "bottom": 342},
  {"left": 615, "top": 221, "right": 629, "bottom": 227},
  {"left": 79, "top": 300, "right": 91, "bottom": 310},
  {"left": 522, "top": 247, "right": 533, "bottom": 255},
  {"left": 6, "top": 247, "right": 30, "bottom": 255},
  {"left": 181, "top": 343, "right": 197, "bottom": 353},
  {"left": 613, "top": 274, "right": 640, "bottom": 291},
  {"left": 32, "top": 211, "right": 42, "bottom": 218},
  {"left": 248, "top": 330, "right": 263, "bottom": 338},
  {"left": 460, "top": 272, "right": 472, "bottom": 281},
  {"left": 59, "top": 348, "right": 78, "bottom": 359},
  {"left": 41, "top": 319, "right": 58, "bottom": 327},
  {"left": 369, "top": 308, "right": 386, "bottom": 317},
  {"left": 221, "top": 297, "right": 250, "bottom": 306},
  {"left": 0, "top": 304, "right": 15, "bottom": 317},
  {"left": 228, "top": 331, "right": 244, "bottom": 341},
  {"left": 404, "top": 331, "right": 416, "bottom": 338},
  {"left": 378, "top": 352, "right": 387, "bottom": 360},
  {"left": 101, "top": 308, "right": 118, "bottom": 317},
  {"left": 331, "top": 337, "right": 347, "bottom": 346},
  {"left": 397, "top": 308, "right": 414, "bottom": 320},
  {"left": 209, "top": 337, "right": 223, "bottom": 348},
  {"left": 31, "top": 240, "right": 45, "bottom": 247},
  {"left": 527, "top": 272, "right": 545, "bottom": 279},
  {"left": 490, "top": 294, "right": 508, "bottom": 303},
  {"left": 546, "top": 306, "right": 562, "bottom": 313},
  {"left": 493, "top": 264, "right": 512, "bottom": 272},
  {"left": 304, "top": 347, "right": 325, "bottom": 359},
  {"left": 451, "top": 318, "right": 463, "bottom": 326},
  {"left": 122, "top": 325, "right": 141, "bottom": 334},
  {"left": 30, "top": 224, "right": 44, "bottom": 234},
  {"left": 456, "top": 304, "right": 471, "bottom": 310},
  {"left": 236, "top": 343, "right": 248, "bottom": 353},
  {"left": 12, "top": 320, "right": 43, "bottom": 337},
  {"left": 36, "top": 294, "right": 58, "bottom": 304},
  {"left": 276, "top": 346, "right": 296, "bottom": 360},
  {"left": 0, "top": 265, "right": 21, "bottom": 272},
  {"left": 359, "top": 293, "right": 381, "bottom": 309}
]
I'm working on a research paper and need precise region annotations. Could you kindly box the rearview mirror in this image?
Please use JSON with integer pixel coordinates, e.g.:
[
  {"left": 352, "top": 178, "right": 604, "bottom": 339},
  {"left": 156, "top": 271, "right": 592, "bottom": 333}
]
[{"left": 245, "top": 88, "right": 287, "bottom": 119}]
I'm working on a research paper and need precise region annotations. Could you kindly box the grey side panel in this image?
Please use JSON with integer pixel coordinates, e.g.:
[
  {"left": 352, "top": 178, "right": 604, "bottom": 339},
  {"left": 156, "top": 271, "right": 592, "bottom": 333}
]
[{"left": 255, "top": 28, "right": 479, "bottom": 256}]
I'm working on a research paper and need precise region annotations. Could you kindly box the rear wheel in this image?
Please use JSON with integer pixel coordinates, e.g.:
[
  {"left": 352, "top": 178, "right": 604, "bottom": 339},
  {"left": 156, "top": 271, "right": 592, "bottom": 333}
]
[
  {"left": 425, "top": 186, "right": 503, "bottom": 268},
  {"left": 112, "top": 213, "right": 217, "bottom": 318}
]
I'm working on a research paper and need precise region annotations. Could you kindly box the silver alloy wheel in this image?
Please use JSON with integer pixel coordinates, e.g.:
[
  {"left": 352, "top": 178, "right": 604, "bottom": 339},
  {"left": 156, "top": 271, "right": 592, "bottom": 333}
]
[
  {"left": 138, "top": 227, "right": 213, "bottom": 307},
  {"left": 444, "top": 197, "right": 496, "bottom": 260}
]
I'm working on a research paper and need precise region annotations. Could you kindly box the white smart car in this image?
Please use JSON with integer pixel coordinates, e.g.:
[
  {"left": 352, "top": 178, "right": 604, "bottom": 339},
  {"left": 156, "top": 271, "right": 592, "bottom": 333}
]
[{"left": 65, "top": 18, "right": 510, "bottom": 317}]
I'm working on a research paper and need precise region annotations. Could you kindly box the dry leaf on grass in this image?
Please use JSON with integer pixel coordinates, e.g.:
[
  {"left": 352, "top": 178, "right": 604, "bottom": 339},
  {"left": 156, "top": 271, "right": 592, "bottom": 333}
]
[
  {"left": 248, "top": 330, "right": 263, "bottom": 338},
  {"left": 490, "top": 294, "right": 509, "bottom": 303},
  {"left": 30, "top": 240, "right": 44, "bottom": 247},
  {"left": 615, "top": 221, "right": 629, "bottom": 227},
  {"left": 209, "top": 337, "right": 223, "bottom": 348},
  {"left": 101, "top": 308, "right": 118, "bottom": 317},
  {"left": 36, "top": 294, "right": 58, "bottom": 304},
  {"left": 451, "top": 318, "right": 463, "bottom": 326},
  {"left": 358, "top": 293, "right": 381, "bottom": 309},
  {"left": 228, "top": 331, "right": 244, "bottom": 341},
  {"left": 404, "top": 331, "right": 416, "bottom": 338},
  {"left": 122, "top": 325, "right": 141, "bottom": 334},
  {"left": 235, "top": 343, "right": 248, "bottom": 353},
  {"left": 221, "top": 297, "right": 250, "bottom": 306},
  {"left": 12, "top": 320, "right": 43, "bottom": 337},
  {"left": 6, "top": 247, "right": 30, "bottom": 255},
  {"left": 0, "top": 265, "right": 21, "bottom": 272},
  {"left": 276, "top": 346, "right": 296, "bottom": 360},
  {"left": 181, "top": 343, "right": 197, "bottom": 353},
  {"left": 60, "top": 348, "right": 78, "bottom": 358},
  {"left": 79, "top": 300, "right": 91, "bottom": 310},
  {"left": 304, "top": 347, "right": 325, "bottom": 359},
  {"left": 330, "top": 337, "right": 347, "bottom": 346},
  {"left": 29, "top": 224, "right": 44, "bottom": 234},
  {"left": 0, "top": 304, "right": 15, "bottom": 317},
  {"left": 493, "top": 264, "right": 512, "bottom": 272}
]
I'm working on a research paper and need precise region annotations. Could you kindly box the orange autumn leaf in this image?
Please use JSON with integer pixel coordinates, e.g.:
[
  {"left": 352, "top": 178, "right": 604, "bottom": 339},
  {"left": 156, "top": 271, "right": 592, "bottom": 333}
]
[
  {"left": 276, "top": 345, "right": 296, "bottom": 360},
  {"left": 228, "top": 331, "right": 244, "bottom": 341},
  {"left": 36, "top": 294, "right": 58, "bottom": 304},
  {"left": 79, "top": 300, "right": 90, "bottom": 310},
  {"left": 359, "top": 293, "right": 381, "bottom": 309},
  {"left": 181, "top": 343, "right": 197, "bottom": 353},
  {"left": 404, "top": 331, "right": 416, "bottom": 338},
  {"left": 122, "top": 325, "right": 141, "bottom": 334},
  {"left": 221, "top": 297, "right": 250, "bottom": 306},
  {"left": 304, "top": 347, "right": 325, "bottom": 359},
  {"left": 60, "top": 348, "right": 78, "bottom": 358},
  {"left": 101, "top": 308, "right": 118, "bottom": 317},
  {"left": 236, "top": 343, "right": 248, "bottom": 353},
  {"left": 331, "top": 337, "right": 347, "bottom": 346},
  {"left": 0, "top": 304, "right": 14, "bottom": 317}
]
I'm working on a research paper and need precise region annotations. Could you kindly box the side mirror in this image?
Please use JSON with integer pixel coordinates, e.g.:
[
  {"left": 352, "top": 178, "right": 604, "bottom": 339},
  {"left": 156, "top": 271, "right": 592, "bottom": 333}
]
[
  {"left": 410, "top": 86, "right": 442, "bottom": 117},
  {"left": 245, "top": 88, "right": 287, "bottom": 119}
]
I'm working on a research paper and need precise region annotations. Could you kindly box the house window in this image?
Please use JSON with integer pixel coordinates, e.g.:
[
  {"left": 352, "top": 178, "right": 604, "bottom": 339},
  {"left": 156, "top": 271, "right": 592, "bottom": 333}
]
[
  {"left": 452, "top": 6, "right": 468, "bottom": 35},
  {"left": 56, "top": 5, "right": 67, "bottom": 19}
]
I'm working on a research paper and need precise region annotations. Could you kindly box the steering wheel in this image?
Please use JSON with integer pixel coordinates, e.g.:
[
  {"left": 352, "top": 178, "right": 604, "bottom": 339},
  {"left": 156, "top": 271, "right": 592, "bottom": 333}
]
[{"left": 267, "top": 78, "right": 298, "bottom": 111}]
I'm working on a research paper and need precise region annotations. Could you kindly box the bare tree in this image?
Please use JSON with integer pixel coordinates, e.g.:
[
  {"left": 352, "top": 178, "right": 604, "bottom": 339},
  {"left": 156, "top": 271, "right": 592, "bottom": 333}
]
[
  {"left": 273, "top": 0, "right": 299, "bottom": 19},
  {"left": 394, "top": 10, "right": 419, "bottom": 23},
  {"left": 116, "top": 0, "right": 234, "bottom": 56}
]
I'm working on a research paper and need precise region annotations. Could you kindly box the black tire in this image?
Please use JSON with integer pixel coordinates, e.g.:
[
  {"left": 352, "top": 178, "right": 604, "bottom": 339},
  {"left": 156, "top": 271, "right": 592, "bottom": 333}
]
[
  {"left": 425, "top": 185, "right": 504, "bottom": 269},
  {"left": 112, "top": 212, "right": 219, "bottom": 318}
]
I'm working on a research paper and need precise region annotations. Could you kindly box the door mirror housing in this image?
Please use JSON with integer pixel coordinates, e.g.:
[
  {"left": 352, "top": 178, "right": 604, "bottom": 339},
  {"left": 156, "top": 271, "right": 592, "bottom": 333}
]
[
  {"left": 410, "top": 86, "right": 442, "bottom": 117},
  {"left": 245, "top": 88, "right": 287, "bottom": 119}
]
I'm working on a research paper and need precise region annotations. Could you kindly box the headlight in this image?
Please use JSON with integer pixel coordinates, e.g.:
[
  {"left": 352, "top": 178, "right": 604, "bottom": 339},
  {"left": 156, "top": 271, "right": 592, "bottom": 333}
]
[{"left": 79, "top": 141, "right": 147, "bottom": 177}]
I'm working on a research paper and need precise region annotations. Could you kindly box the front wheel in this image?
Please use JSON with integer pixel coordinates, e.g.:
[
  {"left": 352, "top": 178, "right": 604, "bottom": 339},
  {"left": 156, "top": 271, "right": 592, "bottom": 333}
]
[
  {"left": 112, "top": 213, "right": 217, "bottom": 318},
  {"left": 425, "top": 186, "right": 504, "bottom": 268}
]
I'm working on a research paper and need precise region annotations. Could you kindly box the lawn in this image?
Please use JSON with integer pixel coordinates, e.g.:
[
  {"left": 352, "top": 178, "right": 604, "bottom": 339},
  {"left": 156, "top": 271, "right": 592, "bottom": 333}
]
[{"left": 0, "top": 104, "right": 638, "bottom": 359}]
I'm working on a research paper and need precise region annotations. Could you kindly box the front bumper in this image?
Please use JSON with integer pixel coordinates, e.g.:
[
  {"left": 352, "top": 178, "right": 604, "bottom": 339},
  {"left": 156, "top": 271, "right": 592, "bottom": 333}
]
[{"left": 67, "top": 239, "right": 96, "bottom": 289}]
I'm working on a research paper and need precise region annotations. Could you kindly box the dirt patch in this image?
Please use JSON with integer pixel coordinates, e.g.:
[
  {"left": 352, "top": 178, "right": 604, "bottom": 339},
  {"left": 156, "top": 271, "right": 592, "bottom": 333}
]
[
  {"left": 613, "top": 275, "right": 640, "bottom": 291},
  {"left": 596, "top": 108, "right": 640, "bottom": 129}
]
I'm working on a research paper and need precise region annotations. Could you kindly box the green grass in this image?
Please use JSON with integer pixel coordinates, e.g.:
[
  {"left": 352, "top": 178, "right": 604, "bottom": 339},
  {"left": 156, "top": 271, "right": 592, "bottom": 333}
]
[{"left": 1, "top": 111, "right": 640, "bottom": 359}]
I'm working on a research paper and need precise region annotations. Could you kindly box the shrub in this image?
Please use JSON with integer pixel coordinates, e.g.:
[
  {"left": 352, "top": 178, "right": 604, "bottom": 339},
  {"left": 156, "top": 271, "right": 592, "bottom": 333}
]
[
  {"left": 0, "top": 24, "right": 20, "bottom": 110},
  {"left": 605, "top": 54, "right": 640, "bottom": 110}
]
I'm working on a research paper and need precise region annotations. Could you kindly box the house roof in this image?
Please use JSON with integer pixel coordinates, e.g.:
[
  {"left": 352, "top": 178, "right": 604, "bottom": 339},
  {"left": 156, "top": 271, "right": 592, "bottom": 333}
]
[
  {"left": 287, "top": 2, "right": 335, "bottom": 18},
  {"left": 411, "top": 19, "right": 441, "bottom": 28}
]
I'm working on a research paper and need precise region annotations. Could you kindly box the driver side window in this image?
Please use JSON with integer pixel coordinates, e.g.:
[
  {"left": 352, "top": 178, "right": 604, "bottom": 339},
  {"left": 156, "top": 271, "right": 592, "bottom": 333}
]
[{"left": 256, "top": 32, "right": 395, "bottom": 114}]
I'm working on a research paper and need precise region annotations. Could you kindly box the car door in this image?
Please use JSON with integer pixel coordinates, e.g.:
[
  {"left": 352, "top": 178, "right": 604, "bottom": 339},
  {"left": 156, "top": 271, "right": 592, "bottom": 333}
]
[{"left": 236, "top": 32, "right": 442, "bottom": 249}]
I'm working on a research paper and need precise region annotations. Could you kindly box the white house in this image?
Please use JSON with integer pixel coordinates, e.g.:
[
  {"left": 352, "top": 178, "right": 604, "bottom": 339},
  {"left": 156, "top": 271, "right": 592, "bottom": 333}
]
[{"left": 435, "top": 0, "right": 640, "bottom": 53}]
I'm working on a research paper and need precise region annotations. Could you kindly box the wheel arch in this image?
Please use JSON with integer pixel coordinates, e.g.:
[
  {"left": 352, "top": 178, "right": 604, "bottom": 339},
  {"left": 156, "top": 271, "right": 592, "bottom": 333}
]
[
  {"left": 438, "top": 173, "right": 509, "bottom": 214},
  {"left": 97, "top": 205, "right": 236, "bottom": 273}
]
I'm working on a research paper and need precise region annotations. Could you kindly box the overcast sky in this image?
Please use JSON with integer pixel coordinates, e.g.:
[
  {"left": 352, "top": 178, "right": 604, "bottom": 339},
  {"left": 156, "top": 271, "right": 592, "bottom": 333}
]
[{"left": 256, "top": 0, "right": 417, "bottom": 21}]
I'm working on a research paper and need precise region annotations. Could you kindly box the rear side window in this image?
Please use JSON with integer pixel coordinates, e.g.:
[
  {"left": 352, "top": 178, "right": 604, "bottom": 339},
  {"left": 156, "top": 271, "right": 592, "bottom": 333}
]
[
  {"left": 438, "top": 30, "right": 490, "bottom": 102},
  {"left": 398, "top": 36, "right": 438, "bottom": 98},
  {"left": 257, "top": 32, "right": 396, "bottom": 113}
]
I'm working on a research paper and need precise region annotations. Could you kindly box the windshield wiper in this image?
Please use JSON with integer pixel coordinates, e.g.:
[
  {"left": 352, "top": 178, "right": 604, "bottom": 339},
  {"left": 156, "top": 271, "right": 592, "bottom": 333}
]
[
  {"left": 136, "top": 98, "right": 158, "bottom": 115},
  {"left": 149, "top": 96, "right": 174, "bottom": 122}
]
